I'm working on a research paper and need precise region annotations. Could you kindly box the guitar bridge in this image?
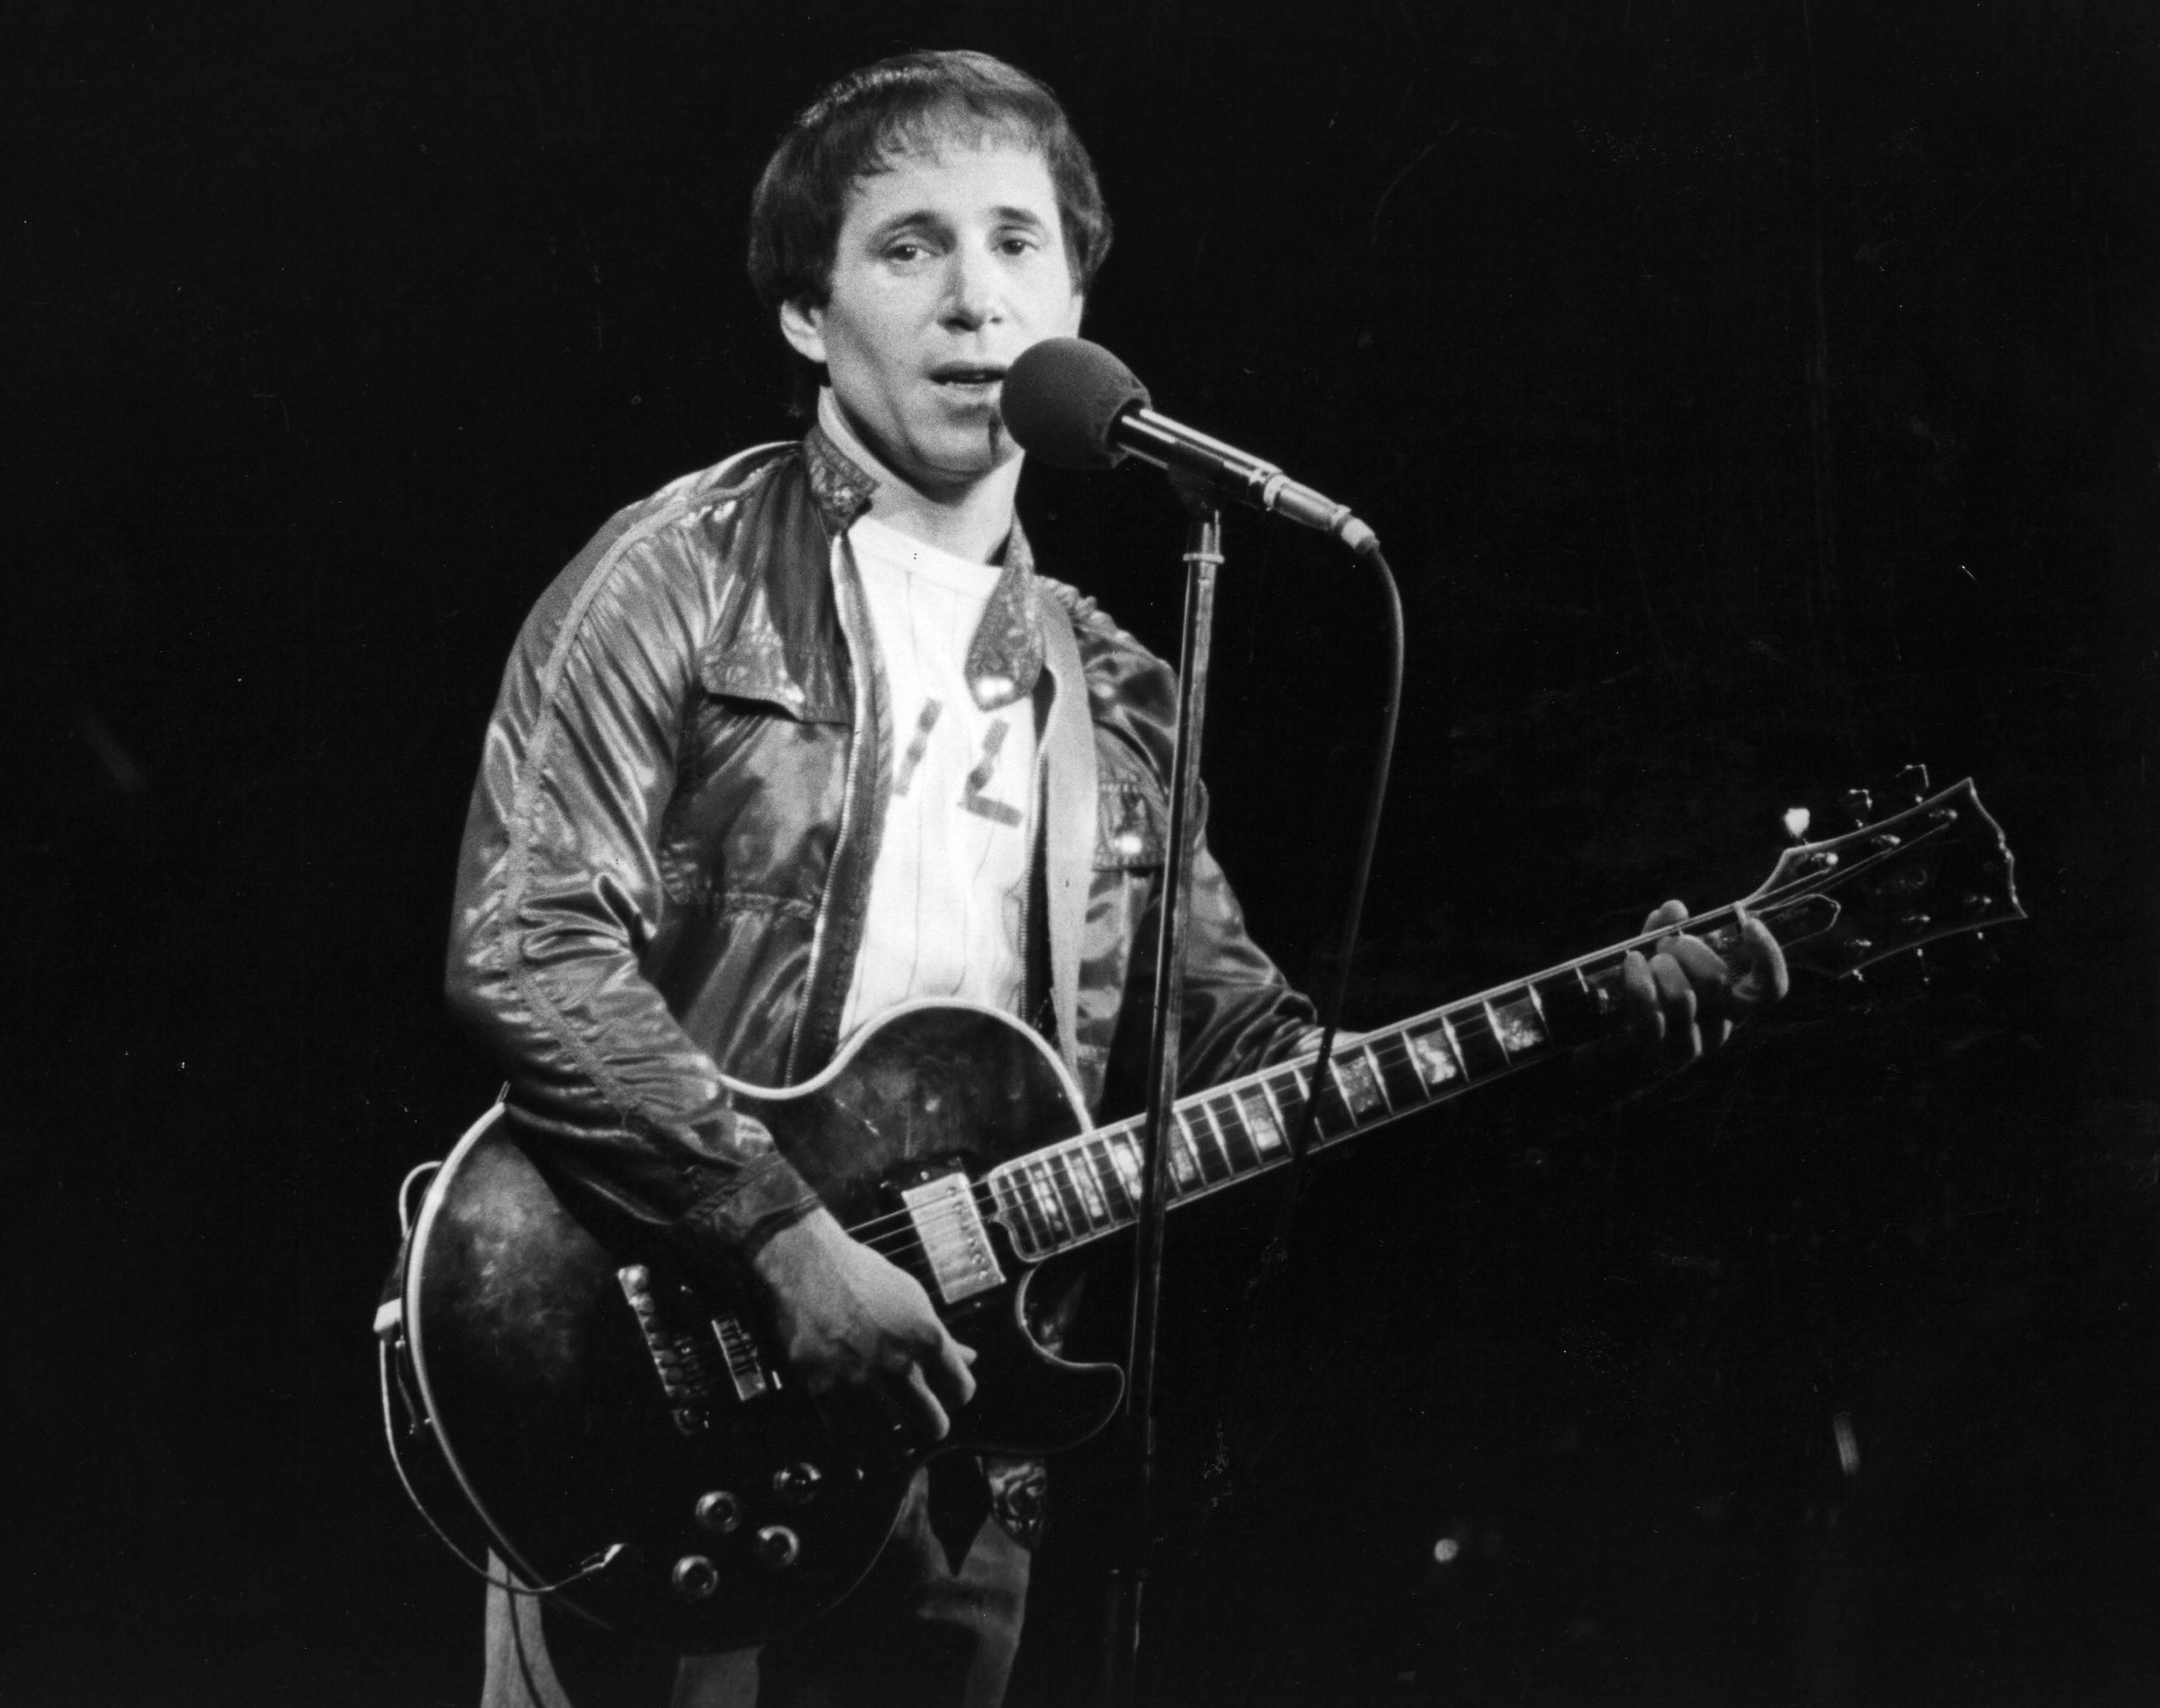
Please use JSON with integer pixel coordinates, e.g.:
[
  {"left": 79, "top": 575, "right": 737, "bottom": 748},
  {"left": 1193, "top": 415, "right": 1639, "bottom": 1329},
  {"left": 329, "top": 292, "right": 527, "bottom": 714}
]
[{"left": 617, "top": 1265, "right": 779, "bottom": 1433}]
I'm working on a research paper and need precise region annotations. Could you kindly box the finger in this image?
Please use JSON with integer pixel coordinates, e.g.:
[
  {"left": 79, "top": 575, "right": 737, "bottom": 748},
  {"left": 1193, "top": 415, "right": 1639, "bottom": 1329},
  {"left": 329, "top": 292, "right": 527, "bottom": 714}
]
[
  {"left": 928, "top": 1328, "right": 978, "bottom": 1413},
  {"left": 901, "top": 1362, "right": 953, "bottom": 1442},
  {"left": 1734, "top": 912, "right": 1791, "bottom": 1006},
  {"left": 1667, "top": 934, "right": 1735, "bottom": 1004},
  {"left": 1641, "top": 898, "right": 1690, "bottom": 936},
  {"left": 1648, "top": 950, "right": 1702, "bottom": 1064},
  {"left": 1621, "top": 949, "right": 1665, "bottom": 1046}
]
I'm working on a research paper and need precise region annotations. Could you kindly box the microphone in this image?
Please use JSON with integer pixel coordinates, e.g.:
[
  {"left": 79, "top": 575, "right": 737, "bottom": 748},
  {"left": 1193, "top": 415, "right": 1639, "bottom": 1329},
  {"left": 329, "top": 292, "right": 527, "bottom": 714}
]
[{"left": 1000, "top": 337, "right": 1379, "bottom": 556}]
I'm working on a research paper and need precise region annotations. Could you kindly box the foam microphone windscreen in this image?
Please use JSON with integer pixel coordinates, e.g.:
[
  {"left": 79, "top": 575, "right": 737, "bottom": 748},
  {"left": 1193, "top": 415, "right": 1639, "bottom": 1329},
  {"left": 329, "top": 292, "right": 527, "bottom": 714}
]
[{"left": 1000, "top": 337, "right": 1151, "bottom": 470}]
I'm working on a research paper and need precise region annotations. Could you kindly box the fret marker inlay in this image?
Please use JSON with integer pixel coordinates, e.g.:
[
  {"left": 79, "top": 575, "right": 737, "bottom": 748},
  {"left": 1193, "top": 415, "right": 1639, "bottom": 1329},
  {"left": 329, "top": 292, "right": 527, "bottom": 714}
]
[
  {"left": 1490, "top": 996, "right": 1547, "bottom": 1055},
  {"left": 1237, "top": 1085, "right": 1285, "bottom": 1152},
  {"left": 1333, "top": 1052, "right": 1386, "bottom": 1117},
  {"left": 1408, "top": 1026, "right": 1461, "bottom": 1088}
]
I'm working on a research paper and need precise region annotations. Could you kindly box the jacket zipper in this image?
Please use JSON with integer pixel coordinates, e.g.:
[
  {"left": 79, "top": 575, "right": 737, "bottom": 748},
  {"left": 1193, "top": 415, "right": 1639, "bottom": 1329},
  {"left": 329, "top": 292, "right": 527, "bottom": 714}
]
[{"left": 786, "top": 529, "right": 870, "bottom": 1079}]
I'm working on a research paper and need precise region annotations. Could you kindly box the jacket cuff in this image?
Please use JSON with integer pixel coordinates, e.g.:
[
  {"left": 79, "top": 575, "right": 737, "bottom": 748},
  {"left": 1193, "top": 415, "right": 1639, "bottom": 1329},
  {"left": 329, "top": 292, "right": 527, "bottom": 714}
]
[{"left": 680, "top": 1151, "right": 824, "bottom": 1260}]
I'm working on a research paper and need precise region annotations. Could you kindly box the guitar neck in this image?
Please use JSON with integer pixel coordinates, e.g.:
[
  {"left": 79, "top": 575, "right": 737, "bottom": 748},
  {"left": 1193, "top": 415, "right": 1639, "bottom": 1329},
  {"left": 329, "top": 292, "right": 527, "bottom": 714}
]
[
  {"left": 981, "top": 774, "right": 2020, "bottom": 1264},
  {"left": 984, "top": 896, "right": 1794, "bottom": 1265}
]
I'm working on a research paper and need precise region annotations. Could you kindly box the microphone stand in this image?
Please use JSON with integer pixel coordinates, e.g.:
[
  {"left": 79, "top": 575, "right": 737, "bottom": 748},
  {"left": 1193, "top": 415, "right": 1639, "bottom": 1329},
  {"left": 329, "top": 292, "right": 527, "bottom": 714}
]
[{"left": 1105, "top": 481, "right": 1222, "bottom": 1708}]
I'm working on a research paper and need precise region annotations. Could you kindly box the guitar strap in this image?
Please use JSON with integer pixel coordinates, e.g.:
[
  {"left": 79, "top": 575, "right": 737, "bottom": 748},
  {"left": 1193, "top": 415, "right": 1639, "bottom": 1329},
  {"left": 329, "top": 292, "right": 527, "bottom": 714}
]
[{"left": 1035, "top": 590, "right": 1097, "bottom": 1086}]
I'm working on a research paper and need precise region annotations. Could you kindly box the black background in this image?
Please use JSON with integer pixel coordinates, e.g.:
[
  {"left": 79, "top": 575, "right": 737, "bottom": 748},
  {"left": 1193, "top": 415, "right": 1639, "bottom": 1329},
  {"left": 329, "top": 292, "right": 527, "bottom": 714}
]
[{"left": 13, "top": 1, "right": 2159, "bottom": 1704}]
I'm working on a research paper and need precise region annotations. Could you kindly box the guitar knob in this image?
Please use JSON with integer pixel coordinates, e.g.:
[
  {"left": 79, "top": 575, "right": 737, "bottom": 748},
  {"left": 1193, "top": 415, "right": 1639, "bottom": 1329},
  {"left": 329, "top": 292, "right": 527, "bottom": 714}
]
[
  {"left": 672, "top": 1555, "right": 720, "bottom": 1602},
  {"left": 772, "top": 1462, "right": 823, "bottom": 1505},
  {"left": 753, "top": 1525, "right": 801, "bottom": 1571},
  {"left": 695, "top": 1490, "right": 743, "bottom": 1534}
]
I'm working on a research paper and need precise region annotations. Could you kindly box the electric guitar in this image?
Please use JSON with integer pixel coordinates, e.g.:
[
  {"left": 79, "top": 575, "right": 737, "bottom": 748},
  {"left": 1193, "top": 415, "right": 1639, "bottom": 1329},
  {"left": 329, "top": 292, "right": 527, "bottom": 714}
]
[{"left": 379, "top": 776, "right": 2021, "bottom": 1652}]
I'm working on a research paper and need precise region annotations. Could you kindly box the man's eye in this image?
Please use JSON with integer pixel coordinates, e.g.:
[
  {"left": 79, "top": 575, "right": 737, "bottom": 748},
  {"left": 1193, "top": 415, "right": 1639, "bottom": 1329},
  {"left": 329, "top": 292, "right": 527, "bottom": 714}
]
[
  {"left": 998, "top": 235, "right": 1040, "bottom": 256},
  {"left": 886, "top": 241, "right": 925, "bottom": 264}
]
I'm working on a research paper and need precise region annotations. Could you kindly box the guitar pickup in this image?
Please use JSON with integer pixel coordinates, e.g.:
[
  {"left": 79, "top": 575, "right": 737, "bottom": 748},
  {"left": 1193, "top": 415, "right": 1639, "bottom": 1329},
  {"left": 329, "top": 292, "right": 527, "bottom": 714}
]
[{"left": 900, "top": 1173, "right": 1006, "bottom": 1305}]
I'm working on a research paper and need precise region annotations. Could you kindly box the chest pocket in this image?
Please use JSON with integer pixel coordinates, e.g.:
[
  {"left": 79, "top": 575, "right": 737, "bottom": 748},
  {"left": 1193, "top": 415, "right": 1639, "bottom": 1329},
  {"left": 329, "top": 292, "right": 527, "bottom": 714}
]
[{"left": 694, "top": 645, "right": 850, "bottom": 727}]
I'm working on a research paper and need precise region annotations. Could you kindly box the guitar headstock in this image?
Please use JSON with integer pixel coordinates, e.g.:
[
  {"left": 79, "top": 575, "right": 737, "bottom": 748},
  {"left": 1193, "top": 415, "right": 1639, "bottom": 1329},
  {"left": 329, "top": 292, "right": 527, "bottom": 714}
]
[{"left": 1738, "top": 775, "right": 2024, "bottom": 979}]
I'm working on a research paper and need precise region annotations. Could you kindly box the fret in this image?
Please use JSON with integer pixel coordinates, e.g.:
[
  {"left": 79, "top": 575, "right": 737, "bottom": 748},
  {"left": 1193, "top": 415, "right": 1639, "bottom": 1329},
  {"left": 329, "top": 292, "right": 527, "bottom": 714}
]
[
  {"left": 1180, "top": 1107, "right": 1231, "bottom": 1184},
  {"left": 1405, "top": 1021, "right": 1464, "bottom": 1093},
  {"left": 1310, "top": 1065, "right": 1359, "bottom": 1142},
  {"left": 1163, "top": 1117, "right": 1201, "bottom": 1190},
  {"left": 1266, "top": 1069, "right": 1309, "bottom": 1142},
  {"left": 1372, "top": 1027, "right": 1431, "bottom": 1111},
  {"left": 1337, "top": 1044, "right": 1391, "bottom": 1117},
  {"left": 1103, "top": 1128, "right": 1145, "bottom": 1213},
  {"left": 1530, "top": 964, "right": 1605, "bottom": 1045},
  {"left": 1236, "top": 1083, "right": 1287, "bottom": 1155},
  {"left": 1487, "top": 990, "right": 1550, "bottom": 1060},
  {"left": 1043, "top": 1150, "right": 1097, "bottom": 1232},
  {"left": 1580, "top": 959, "right": 1627, "bottom": 1021},
  {"left": 1089, "top": 1134, "right": 1136, "bottom": 1221},
  {"left": 1015, "top": 1166, "right": 1061, "bottom": 1253},
  {"left": 1447, "top": 1006, "right": 1511, "bottom": 1079},
  {"left": 1363, "top": 1040, "right": 1396, "bottom": 1108},
  {"left": 1206, "top": 1093, "right": 1261, "bottom": 1173},
  {"left": 1024, "top": 1159, "right": 1073, "bottom": 1244},
  {"left": 1063, "top": 1142, "right": 1111, "bottom": 1226},
  {"left": 993, "top": 1170, "right": 1049, "bottom": 1254}
]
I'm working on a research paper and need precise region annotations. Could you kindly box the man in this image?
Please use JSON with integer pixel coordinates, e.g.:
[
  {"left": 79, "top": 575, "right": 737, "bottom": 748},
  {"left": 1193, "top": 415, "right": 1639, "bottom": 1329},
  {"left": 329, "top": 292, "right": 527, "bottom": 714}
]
[{"left": 446, "top": 49, "right": 1783, "bottom": 1708}]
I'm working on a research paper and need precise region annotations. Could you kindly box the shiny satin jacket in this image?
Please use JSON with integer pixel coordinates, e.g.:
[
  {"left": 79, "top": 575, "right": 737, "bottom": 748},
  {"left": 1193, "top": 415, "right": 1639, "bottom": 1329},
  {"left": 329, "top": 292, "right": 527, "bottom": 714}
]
[{"left": 446, "top": 425, "right": 1315, "bottom": 1261}]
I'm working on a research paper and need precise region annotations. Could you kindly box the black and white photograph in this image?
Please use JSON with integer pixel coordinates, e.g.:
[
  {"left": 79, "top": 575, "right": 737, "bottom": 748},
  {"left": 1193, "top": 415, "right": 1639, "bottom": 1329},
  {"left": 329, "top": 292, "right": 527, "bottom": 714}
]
[{"left": 15, "top": 3, "right": 2159, "bottom": 1704}]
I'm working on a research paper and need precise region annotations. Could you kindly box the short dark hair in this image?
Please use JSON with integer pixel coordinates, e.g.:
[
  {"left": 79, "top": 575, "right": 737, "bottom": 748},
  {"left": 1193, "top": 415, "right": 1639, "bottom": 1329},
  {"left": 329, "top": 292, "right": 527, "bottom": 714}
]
[{"left": 747, "top": 50, "right": 1114, "bottom": 410}]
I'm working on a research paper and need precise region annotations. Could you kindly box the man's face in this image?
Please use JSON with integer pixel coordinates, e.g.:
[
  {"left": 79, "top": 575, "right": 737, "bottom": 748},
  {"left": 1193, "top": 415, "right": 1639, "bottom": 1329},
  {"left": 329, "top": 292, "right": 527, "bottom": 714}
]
[{"left": 781, "top": 137, "right": 1085, "bottom": 495}]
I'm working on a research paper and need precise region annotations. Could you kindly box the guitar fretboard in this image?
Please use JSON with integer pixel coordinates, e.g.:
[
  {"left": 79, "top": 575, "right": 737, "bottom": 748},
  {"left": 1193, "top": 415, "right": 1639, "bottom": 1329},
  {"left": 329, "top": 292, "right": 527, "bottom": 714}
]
[
  {"left": 984, "top": 930, "right": 1682, "bottom": 1263},
  {"left": 973, "top": 777, "right": 2013, "bottom": 1264}
]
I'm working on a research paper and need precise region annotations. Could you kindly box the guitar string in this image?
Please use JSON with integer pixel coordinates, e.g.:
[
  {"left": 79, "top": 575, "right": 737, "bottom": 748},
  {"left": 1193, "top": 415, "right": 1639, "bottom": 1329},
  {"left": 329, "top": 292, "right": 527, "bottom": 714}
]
[
  {"left": 849, "top": 1034, "right": 1471, "bottom": 1258},
  {"left": 766, "top": 810, "right": 1965, "bottom": 1258},
  {"left": 823, "top": 897, "right": 1780, "bottom": 1258},
  {"left": 816, "top": 894, "right": 1780, "bottom": 1252},
  {"left": 789, "top": 823, "right": 1976, "bottom": 1266},
  {"left": 843, "top": 1012, "right": 1581, "bottom": 1261},
  {"left": 823, "top": 861, "right": 1929, "bottom": 1259}
]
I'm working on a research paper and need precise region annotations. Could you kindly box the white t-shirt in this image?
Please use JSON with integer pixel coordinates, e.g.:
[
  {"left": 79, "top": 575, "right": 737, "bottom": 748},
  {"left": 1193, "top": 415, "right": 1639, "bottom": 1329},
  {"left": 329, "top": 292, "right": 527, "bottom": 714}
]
[{"left": 836, "top": 514, "right": 1039, "bottom": 1040}]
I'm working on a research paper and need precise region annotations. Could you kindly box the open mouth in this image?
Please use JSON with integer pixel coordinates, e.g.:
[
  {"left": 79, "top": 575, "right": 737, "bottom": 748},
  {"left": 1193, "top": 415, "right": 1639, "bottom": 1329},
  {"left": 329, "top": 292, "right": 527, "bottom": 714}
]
[{"left": 929, "top": 363, "right": 1007, "bottom": 394}]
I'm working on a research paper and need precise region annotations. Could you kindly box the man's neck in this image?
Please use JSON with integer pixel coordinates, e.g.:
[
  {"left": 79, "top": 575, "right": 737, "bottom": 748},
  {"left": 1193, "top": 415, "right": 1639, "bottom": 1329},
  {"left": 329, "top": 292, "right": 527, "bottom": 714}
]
[{"left": 816, "top": 391, "right": 1020, "bottom": 564}]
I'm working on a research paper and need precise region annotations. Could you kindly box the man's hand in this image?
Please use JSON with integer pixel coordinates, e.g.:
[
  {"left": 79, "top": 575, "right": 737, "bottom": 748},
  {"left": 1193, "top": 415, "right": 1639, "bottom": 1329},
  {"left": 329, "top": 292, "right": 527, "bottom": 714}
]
[
  {"left": 750, "top": 1207, "right": 978, "bottom": 1443},
  {"left": 1616, "top": 898, "right": 1790, "bottom": 1068}
]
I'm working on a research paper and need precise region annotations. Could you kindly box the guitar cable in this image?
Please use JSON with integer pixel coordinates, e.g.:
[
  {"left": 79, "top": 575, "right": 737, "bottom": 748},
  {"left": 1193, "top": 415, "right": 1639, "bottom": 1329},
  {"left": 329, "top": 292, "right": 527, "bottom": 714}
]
[{"left": 377, "top": 1340, "right": 631, "bottom": 1594}]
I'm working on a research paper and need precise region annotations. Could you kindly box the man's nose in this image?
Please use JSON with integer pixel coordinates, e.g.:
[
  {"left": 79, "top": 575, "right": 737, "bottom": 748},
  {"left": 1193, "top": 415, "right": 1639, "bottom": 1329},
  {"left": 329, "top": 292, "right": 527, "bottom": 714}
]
[{"left": 940, "top": 246, "right": 1002, "bottom": 329}]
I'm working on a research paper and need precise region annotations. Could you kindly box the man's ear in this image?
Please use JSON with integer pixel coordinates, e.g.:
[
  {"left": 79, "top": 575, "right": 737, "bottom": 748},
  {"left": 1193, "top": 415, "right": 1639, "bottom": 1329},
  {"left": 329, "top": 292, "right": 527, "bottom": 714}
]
[{"left": 779, "top": 301, "right": 827, "bottom": 366}]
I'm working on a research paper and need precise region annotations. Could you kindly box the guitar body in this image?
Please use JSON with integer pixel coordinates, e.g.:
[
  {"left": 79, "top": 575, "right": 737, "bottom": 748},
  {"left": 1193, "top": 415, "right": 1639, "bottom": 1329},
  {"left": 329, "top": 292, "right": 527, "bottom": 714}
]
[
  {"left": 396, "top": 1002, "right": 1124, "bottom": 1652},
  {"left": 386, "top": 778, "right": 2024, "bottom": 1654}
]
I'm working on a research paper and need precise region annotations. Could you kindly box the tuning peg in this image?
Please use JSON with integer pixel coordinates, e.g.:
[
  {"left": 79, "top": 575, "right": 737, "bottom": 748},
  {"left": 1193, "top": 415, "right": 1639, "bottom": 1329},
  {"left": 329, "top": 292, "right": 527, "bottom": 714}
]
[
  {"left": 1838, "top": 788, "right": 1874, "bottom": 828},
  {"left": 1895, "top": 764, "right": 1932, "bottom": 805}
]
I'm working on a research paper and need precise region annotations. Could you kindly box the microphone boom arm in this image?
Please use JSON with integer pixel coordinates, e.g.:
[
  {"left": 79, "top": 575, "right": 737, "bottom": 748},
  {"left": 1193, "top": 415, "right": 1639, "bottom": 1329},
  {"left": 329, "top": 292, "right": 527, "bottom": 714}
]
[{"left": 1116, "top": 408, "right": 1378, "bottom": 556}]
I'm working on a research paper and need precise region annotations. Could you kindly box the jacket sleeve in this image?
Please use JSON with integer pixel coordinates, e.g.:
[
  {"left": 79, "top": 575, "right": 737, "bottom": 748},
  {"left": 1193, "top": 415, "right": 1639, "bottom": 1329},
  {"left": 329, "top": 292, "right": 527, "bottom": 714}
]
[
  {"left": 445, "top": 501, "right": 821, "bottom": 1261},
  {"left": 1062, "top": 590, "right": 1322, "bottom": 1102}
]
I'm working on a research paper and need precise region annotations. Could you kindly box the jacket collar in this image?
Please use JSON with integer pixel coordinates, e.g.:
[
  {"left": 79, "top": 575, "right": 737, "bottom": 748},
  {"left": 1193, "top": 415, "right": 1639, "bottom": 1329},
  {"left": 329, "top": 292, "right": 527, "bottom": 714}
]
[{"left": 803, "top": 404, "right": 1043, "bottom": 713}]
